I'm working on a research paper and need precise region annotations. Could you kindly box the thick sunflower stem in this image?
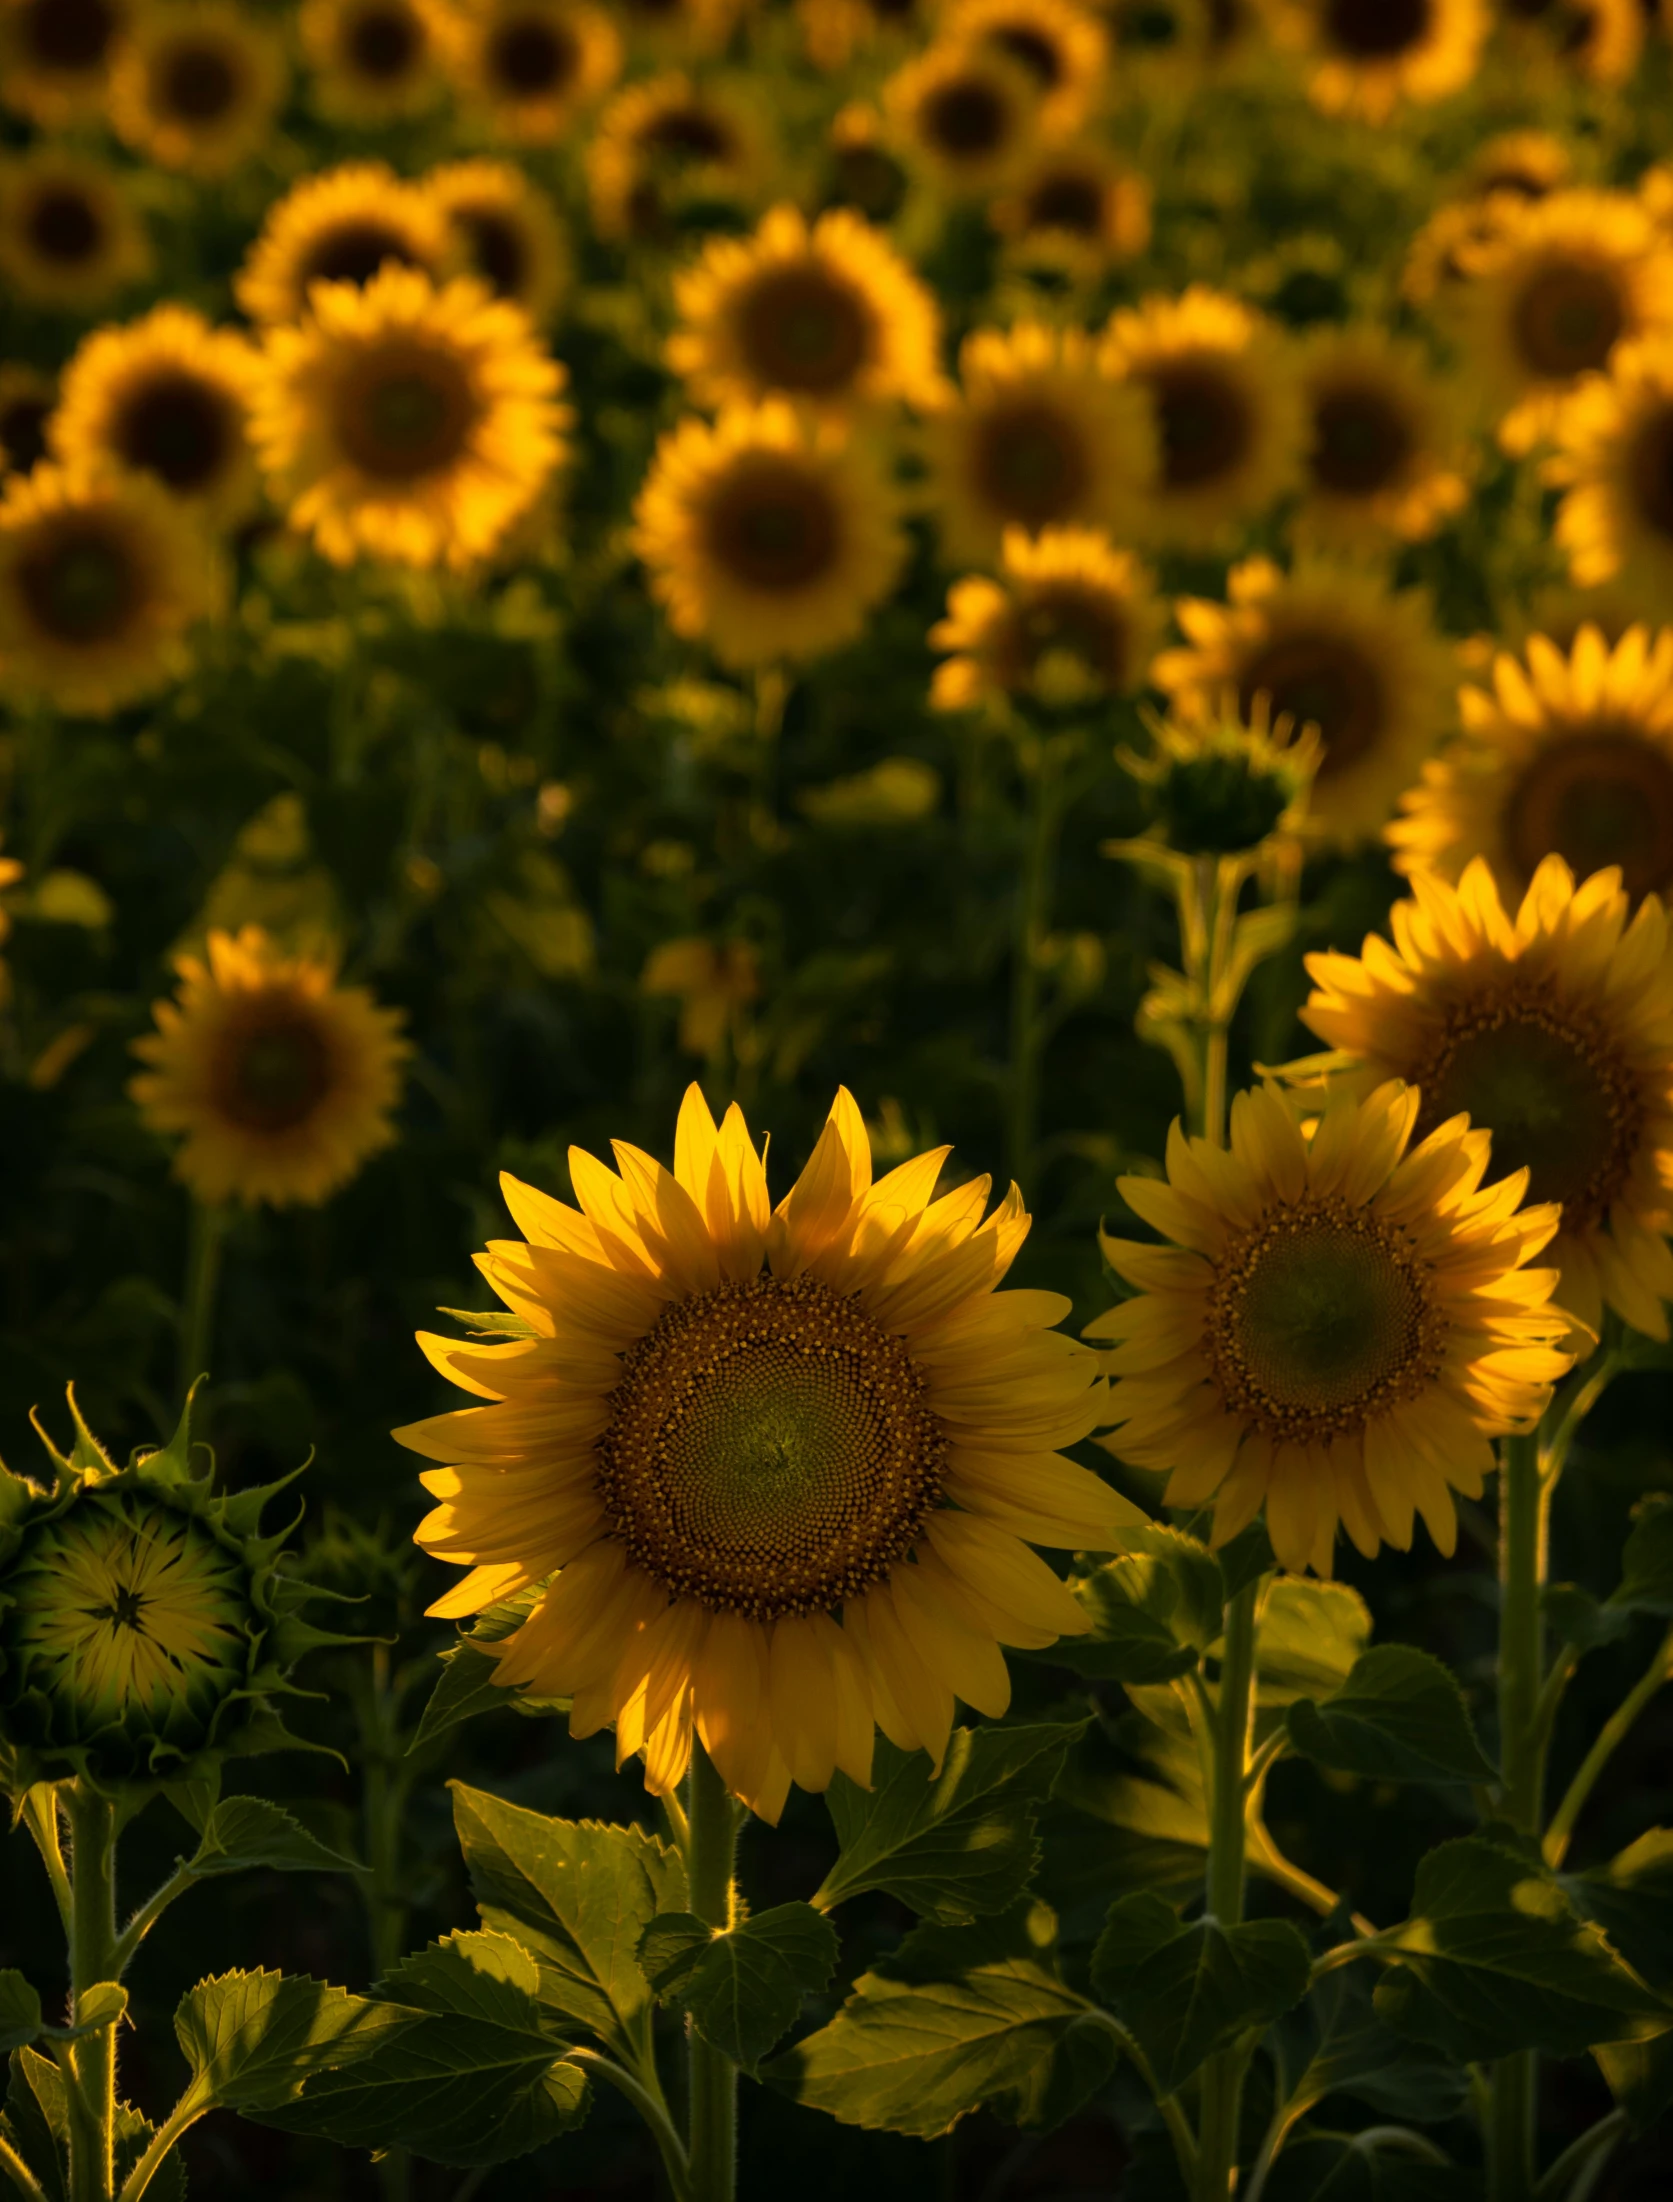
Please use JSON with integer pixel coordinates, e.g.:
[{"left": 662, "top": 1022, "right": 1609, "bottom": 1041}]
[
  {"left": 1196, "top": 1579, "right": 1260, "bottom": 2202},
  {"left": 66, "top": 1782, "right": 119, "bottom": 2202},
  {"left": 177, "top": 1199, "right": 226, "bottom": 1409},
  {"left": 685, "top": 1741, "right": 740, "bottom": 2202}
]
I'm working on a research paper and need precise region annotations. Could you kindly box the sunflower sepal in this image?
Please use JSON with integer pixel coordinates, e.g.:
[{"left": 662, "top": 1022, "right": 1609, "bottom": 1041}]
[{"left": 408, "top": 1586, "right": 570, "bottom": 1757}]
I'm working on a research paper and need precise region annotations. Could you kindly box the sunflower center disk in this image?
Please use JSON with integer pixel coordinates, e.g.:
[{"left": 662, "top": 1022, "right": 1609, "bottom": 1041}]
[
  {"left": 1027, "top": 173, "right": 1103, "bottom": 236},
  {"left": 1631, "top": 406, "right": 1673, "bottom": 544},
  {"left": 1152, "top": 362, "right": 1250, "bottom": 490},
  {"left": 216, "top": 1015, "right": 333, "bottom": 1132},
  {"left": 741, "top": 269, "right": 868, "bottom": 395},
  {"left": 339, "top": 345, "right": 476, "bottom": 479},
  {"left": 597, "top": 1276, "right": 946, "bottom": 1618},
  {"left": 977, "top": 402, "right": 1086, "bottom": 525},
  {"left": 1326, "top": 0, "right": 1429, "bottom": 58},
  {"left": 19, "top": 523, "right": 136, "bottom": 643},
  {"left": 926, "top": 82, "right": 1006, "bottom": 158},
  {"left": 707, "top": 460, "right": 839, "bottom": 588},
  {"left": 26, "top": 0, "right": 114, "bottom": 69},
  {"left": 349, "top": 5, "right": 419, "bottom": 78},
  {"left": 1311, "top": 386, "right": 1410, "bottom": 495},
  {"left": 459, "top": 209, "right": 526, "bottom": 296},
  {"left": 1513, "top": 261, "right": 1625, "bottom": 379},
  {"left": 490, "top": 18, "right": 577, "bottom": 95},
  {"left": 119, "top": 373, "right": 228, "bottom": 490},
  {"left": 1006, "top": 585, "right": 1127, "bottom": 688},
  {"left": 1506, "top": 731, "right": 1673, "bottom": 903},
  {"left": 28, "top": 188, "right": 101, "bottom": 265},
  {"left": 160, "top": 40, "right": 238, "bottom": 121},
  {"left": 303, "top": 221, "right": 419, "bottom": 291},
  {"left": 1237, "top": 631, "right": 1384, "bottom": 777},
  {"left": 1208, "top": 1203, "right": 1444, "bottom": 1439}
]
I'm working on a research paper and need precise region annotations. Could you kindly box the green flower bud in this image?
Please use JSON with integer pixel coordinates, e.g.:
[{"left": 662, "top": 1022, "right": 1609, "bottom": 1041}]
[{"left": 1121, "top": 692, "right": 1319, "bottom": 860}]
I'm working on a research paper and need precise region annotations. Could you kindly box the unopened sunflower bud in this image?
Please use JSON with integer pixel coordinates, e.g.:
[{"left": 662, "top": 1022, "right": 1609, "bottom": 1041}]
[{"left": 1121, "top": 692, "right": 1318, "bottom": 859}]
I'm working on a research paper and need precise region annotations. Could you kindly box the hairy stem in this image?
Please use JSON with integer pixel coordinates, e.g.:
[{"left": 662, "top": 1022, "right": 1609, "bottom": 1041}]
[
  {"left": 1544, "top": 1623, "right": 1673, "bottom": 1870},
  {"left": 569, "top": 2050, "right": 692, "bottom": 2202},
  {"left": 67, "top": 1785, "right": 119, "bottom": 2202},
  {"left": 1196, "top": 1582, "right": 1259, "bottom": 2202},
  {"left": 176, "top": 1200, "right": 226, "bottom": 1408},
  {"left": 685, "top": 1742, "right": 739, "bottom": 2202}
]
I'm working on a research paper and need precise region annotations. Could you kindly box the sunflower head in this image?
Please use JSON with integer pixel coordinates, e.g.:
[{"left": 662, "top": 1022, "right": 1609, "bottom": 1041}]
[
  {"left": 108, "top": 1, "right": 287, "bottom": 176},
  {"left": 236, "top": 164, "right": 448, "bottom": 327},
  {"left": 0, "top": 0, "right": 127, "bottom": 126},
  {"left": 0, "top": 1386, "right": 341, "bottom": 1796},
  {"left": 587, "top": 72, "right": 769, "bottom": 244},
  {"left": 930, "top": 524, "right": 1162, "bottom": 714},
  {"left": 1126, "top": 690, "right": 1319, "bottom": 857},
  {"left": 457, "top": 0, "right": 622, "bottom": 142},
  {"left": 299, "top": 0, "right": 451, "bottom": 122},
  {"left": 427, "top": 160, "right": 572, "bottom": 327},
  {"left": 990, "top": 144, "right": 1152, "bottom": 274},
  {"left": 0, "top": 151, "right": 151, "bottom": 312},
  {"left": 1266, "top": 0, "right": 1488, "bottom": 119},
  {"left": 883, "top": 43, "right": 1041, "bottom": 196},
  {"left": 942, "top": 0, "right": 1111, "bottom": 135},
  {"left": 1549, "top": 337, "right": 1673, "bottom": 598}
]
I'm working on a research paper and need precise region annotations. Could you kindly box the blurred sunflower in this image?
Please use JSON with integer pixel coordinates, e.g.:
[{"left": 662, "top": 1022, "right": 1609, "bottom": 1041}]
[
  {"left": 1462, "top": 129, "right": 1572, "bottom": 204},
  {"left": 1101, "top": 287, "right": 1307, "bottom": 550},
  {"left": 131, "top": 927, "right": 410, "bottom": 1210},
  {"left": 1548, "top": 337, "right": 1673, "bottom": 596},
  {"left": 634, "top": 401, "right": 906, "bottom": 669},
  {"left": 587, "top": 74, "right": 771, "bottom": 244},
  {"left": 1291, "top": 325, "right": 1471, "bottom": 547},
  {"left": 1500, "top": 0, "right": 1643, "bottom": 84},
  {"left": 108, "top": 1, "right": 287, "bottom": 175},
  {"left": 642, "top": 938, "right": 760, "bottom": 1058},
  {"left": 668, "top": 206, "right": 944, "bottom": 415},
  {"left": 1389, "top": 622, "right": 1673, "bottom": 908},
  {"left": 613, "top": 0, "right": 745, "bottom": 56},
  {"left": 924, "top": 320, "right": 1153, "bottom": 564},
  {"left": 398, "top": 1084, "right": 1128, "bottom": 1815},
  {"left": 883, "top": 44, "right": 1040, "bottom": 197},
  {"left": 1402, "top": 193, "right": 1525, "bottom": 308},
  {"left": 249, "top": 265, "right": 570, "bottom": 571},
  {"left": 452, "top": 0, "right": 620, "bottom": 143},
  {"left": 942, "top": 0, "right": 1110, "bottom": 136},
  {"left": 427, "top": 159, "right": 571, "bottom": 326},
  {"left": 0, "top": 365, "right": 55, "bottom": 477},
  {"left": 1261, "top": 0, "right": 1487, "bottom": 119},
  {"left": 51, "top": 307, "right": 262, "bottom": 531},
  {"left": 1093, "top": 1080, "right": 1569, "bottom": 1574},
  {"left": 1153, "top": 554, "right": 1455, "bottom": 847},
  {"left": 235, "top": 163, "right": 449, "bottom": 327},
  {"left": 0, "top": 0, "right": 127, "bottom": 125},
  {"left": 1440, "top": 190, "right": 1673, "bottom": 456},
  {"left": 0, "top": 465, "right": 225, "bottom": 718},
  {"left": 989, "top": 143, "right": 1152, "bottom": 276},
  {"left": 1300, "top": 858, "right": 1673, "bottom": 1341},
  {"left": 799, "top": 0, "right": 929, "bottom": 70},
  {"left": 0, "top": 151, "right": 150, "bottom": 313},
  {"left": 299, "top": 0, "right": 453, "bottom": 123},
  {"left": 930, "top": 525, "right": 1162, "bottom": 711}
]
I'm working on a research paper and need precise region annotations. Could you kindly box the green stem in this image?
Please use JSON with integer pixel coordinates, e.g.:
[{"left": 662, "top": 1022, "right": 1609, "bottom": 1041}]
[
  {"left": 684, "top": 1741, "right": 739, "bottom": 2202},
  {"left": 176, "top": 1201, "right": 226, "bottom": 1408},
  {"left": 361, "top": 1642, "right": 413, "bottom": 2202},
  {"left": 1196, "top": 1581, "right": 1260, "bottom": 2202},
  {"left": 1533, "top": 2110, "right": 1628, "bottom": 2202},
  {"left": 67, "top": 1785, "right": 119, "bottom": 2202},
  {"left": 0, "top": 2129, "right": 51, "bottom": 2202},
  {"left": 1006, "top": 740, "right": 1065, "bottom": 1189},
  {"left": 569, "top": 2051, "right": 692, "bottom": 2202},
  {"left": 1544, "top": 1622, "right": 1673, "bottom": 1870},
  {"left": 1199, "top": 857, "right": 1239, "bottom": 1151},
  {"left": 114, "top": 2086, "right": 209, "bottom": 2202},
  {"left": 110, "top": 1861, "right": 196, "bottom": 1978}
]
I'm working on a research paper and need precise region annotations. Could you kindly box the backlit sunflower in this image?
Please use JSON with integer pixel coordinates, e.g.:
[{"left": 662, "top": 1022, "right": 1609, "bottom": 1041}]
[
  {"left": 587, "top": 73, "right": 771, "bottom": 244},
  {"left": 1261, "top": 0, "right": 1487, "bottom": 120},
  {"left": 299, "top": 0, "right": 453, "bottom": 124},
  {"left": 1548, "top": 337, "right": 1673, "bottom": 598},
  {"left": 235, "top": 164, "right": 449, "bottom": 327},
  {"left": 0, "top": 365, "right": 55, "bottom": 477},
  {"left": 633, "top": 401, "right": 906, "bottom": 669},
  {"left": 107, "top": 2, "right": 287, "bottom": 176},
  {"left": 1401, "top": 194, "right": 1525, "bottom": 308},
  {"left": 452, "top": 0, "right": 620, "bottom": 142},
  {"left": 1152, "top": 554, "right": 1455, "bottom": 847},
  {"left": 130, "top": 926, "right": 410, "bottom": 1210},
  {"left": 399, "top": 1083, "right": 1131, "bottom": 1816},
  {"left": 824, "top": 103, "right": 910, "bottom": 224},
  {"left": 1291, "top": 325, "right": 1471, "bottom": 548},
  {"left": 1463, "top": 129, "right": 1571, "bottom": 204},
  {"left": 924, "top": 320, "right": 1153, "bottom": 565},
  {"left": 1092, "top": 1079, "right": 1569, "bottom": 1575},
  {"left": 1439, "top": 190, "right": 1673, "bottom": 457},
  {"left": 1299, "top": 859, "right": 1673, "bottom": 1341},
  {"left": 668, "top": 205, "right": 945, "bottom": 416},
  {"left": 0, "top": 152, "right": 150, "bottom": 314},
  {"left": 1389, "top": 622, "right": 1673, "bottom": 908},
  {"left": 930, "top": 524, "right": 1162, "bottom": 711},
  {"left": 799, "top": 0, "right": 929, "bottom": 71},
  {"left": 0, "top": 0, "right": 127, "bottom": 125},
  {"left": 0, "top": 465, "right": 225, "bottom": 718},
  {"left": 883, "top": 44, "right": 1040, "bottom": 197},
  {"left": 427, "top": 159, "right": 571, "bottom": 327},
  {"left": 943, "top": 0, "right": 1110, "bottom": 137},
  {"left": 989, "top": 143, "right": 1152, "bottom": 276},
  {"left": 51, "top": 307, "right": 261, "bottom": 532},
  {"left": 1101, "top": 287, "right": 1307, "bottom": 550},
  {"left": 1500, "top": 0, "right": 1643, "bottom": 84},
  {"left": 248, "top": 264, "right": 570, "bottom": 571}
]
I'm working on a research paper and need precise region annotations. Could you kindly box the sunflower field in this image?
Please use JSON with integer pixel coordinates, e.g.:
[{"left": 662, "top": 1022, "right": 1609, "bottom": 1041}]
[{"left": 8, "top": 1, "right": 1673, "bottom": 2199}]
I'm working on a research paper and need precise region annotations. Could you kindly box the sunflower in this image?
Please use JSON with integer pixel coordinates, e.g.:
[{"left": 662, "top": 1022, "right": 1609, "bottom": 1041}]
[
  {"left": 1499, "top": 0, "right": 1643, "bottom": 84},
  {"left": 883, "top": 44, "right": 1041, "bottom": 197},
  {"left": 1260, "top": 0, "right": 1487, "bottom": 119},
  {"left": 0, "top": 0, "right": 127, "bottom": 126},
  {"left": 942, "top": 0, "right": 1111, "bottom": 137},
  {"left": 248, "top": 264, "right": 570, "bottom": 572},
  {"left": 1439, "top": 190, "right": 1673, "bottom": 457},
  {"left": 427, "top": 159, "right": 571, "bottom": 327},
  {"left": 51, "top": 307, "right": 262, "bottom": 531},
  {"left": 924, "top": 320, "right": 1153, "bottom": 565},
  {"left": 1401, "top": 193, "right": 1525, "bottom": 308},
  {"left": 1100, "top": 287, "right": 1307, "bottom": 550},
  {"left": 1092, "top": 1080, "right": 1569, "bottom": 1575},
  {"left": 130, "top": 926, "right": 409, "bottom": 1210},
  {"left": 1548, "top": 337, "right": 1673, "bottom": 598},
  {"left": 1463, "top": 129, "right": 1571, "bottom": 204},
  {"left": 452, "top": 0, "right": 621, "bottom": 143},
  {"left": 930, "top": 524, "right": 1162, "bottom": 711},
  {"left": 799, "top": 0, "right": 929, "bottom": 71},
  {"left": 989, "top": 142, "right": 1151, "bottom": 276},
  {"left": 235, "top": 164, "right": 449, "bottom": 328},
  {"left": 1300, "top": 859, "right": 1673, "bottom": 1342},
  {"left": 587, "top": 73, "right": 771, "bottom": 244},
  {"left": 398, "top": 1083, "right": 1130, "bottom": 1816},
  {"left": 0, "top": 364, "right": 55, "bottom": 476},
  {"left": 668, "top": 205, "right": 945, "bottom": 416},
  {"left": 0, "top": 465, "right": 225, "bottom": 718},
  {"left": 107, "top": 2, "right": 287, "bottom": 175},
  {"left": 1152, "top": 554, "right": 1455, "bottom": 848},
  {"left": 1389, "top": 622, "right": 1673, "bottom": 910},
  {"left": 299, "top": 0, "right": 453, "bottom": 124},
  {"left": 613, "top": 0, "right": 745, "bottom": 56},
  {"left": 824, "top": 102, "right": 910, "bottom": 224},
  {"left": 1290, "top": 325, "right": 1471, "bottom": 548},
  {"left": 634, "top": 401, "right": 906, "bottom": 669},
  {"left": 0, "top": 152, "right": 150, "bottom": 314}
]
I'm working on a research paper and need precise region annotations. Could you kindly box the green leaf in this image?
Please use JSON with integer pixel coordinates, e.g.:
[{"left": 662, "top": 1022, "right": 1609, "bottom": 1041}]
[
  {"left": 1, "top": 2049, "right": 64, "bottom": 2202},
  {"left": 1570, "top": 1827, "right": 1673, "bottom": 1988},
  {"left": 814, "top": 1724, "right": 1082, "bottom": 1924},
  {"left": 409, "top": 1590, "right": 567, "bottom": 1757},
  {"left": 0, "top": 1979, "right": 40, "bottom": 2056},
  {"left": 1037, "top": 1705, "right": 1211, "bottom": 1930},
  {"left": 1286, "top": 1647, "right": 1496, "bottom": 1786},
  {"left": 1259, "top": 2133, "right": 1476, "bottom": 2202},
  {"left": 253, "top": 1933, "right": 590, "bottom": 2169},
  {"left": 175, "top": 1970, "right": 402, "bottom": 2114},
  {"left": 766, "top": 1903, "right": 1114, "bottom": 2140},
  {"left": 451, "top": 1784, "right": 685, "bottom": 2062},
  {"left": 1256, "top": 1580, "right": 1371, "bottom": 1706},
  {"left": 1090, "top": 1893, "right": 1309, "bottom": 2096},
  {"left": 42, "top": 1986, "right": 125, "bottom": 2043},
  {"left": 1270, "top": 1969, "right": 1469, "bottom": 2128},
  {"left": 1612, "top": 1494, "right": 1673, "bottom": 1614},
  {"left": 637, "top": 1903, "right": 838, "bottom": 2074},
  {"left": 1596, "top": 2027, "right": 1673, "bottom": 2131},
  {"left": 188, "top": 1798, "right": 362, "bottom": 1877},
  {"left": 1376, "top": 1839, "right": 1673, "bottom": 2062},
  {"left": 1058, "top": 1528, "right": 1222, "bottom": 1685},
  {"left": 1217, "top": 1522, "right": 1276, "bottom": 1602}
]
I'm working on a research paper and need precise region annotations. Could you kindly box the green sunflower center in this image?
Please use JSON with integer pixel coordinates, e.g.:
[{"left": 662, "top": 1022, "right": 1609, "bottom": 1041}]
[
  {"left": 1512, "top": 259, "right": 1625, "bottom": 380},
  {"left": 596, "top": 1275, "right": 946, "bottom": 1618},
  {"left": 739, "top": 267, "right": 870, "bottom": 396},
  {"left": 1236, "top": 629, "right": 1385, "bottom": 779},
  {"left": 214, "top": 1011, "right": 334, "bottom": 1133},
  {"left": 336, "top": 341, "right": 477, "bottom": 480},
  {"left": 1310, "top": 383, "right": 1412, "bottom": 497},
  {"left": 975, "top": 400, "right": 1088, "bottom": 526},
  {"left": 1150, "top": 361, "right": 1251, "bottom": 491},
  {"left": 17, "top": 518, "right": 139, "bottom": 646},
  {"left": 1505, "top": 728, "right": 1673, "bottom": 904},
  {"left": 1001, "top": 582, "right": 1128, "bottom": 692}
]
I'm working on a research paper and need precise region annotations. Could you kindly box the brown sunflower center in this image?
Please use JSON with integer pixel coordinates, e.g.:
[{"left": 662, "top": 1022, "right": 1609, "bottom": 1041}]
[
  {"left": 703, "top": 457, "right": 840, "bottom": 589},
  {"left": 1512, "top": 259, "right": 1625, "bottom": 379},
  {"left": 1025, "top": 171, "right": 1103, "bottom": 235},
  {"left": 999, "top": 582, "right": 1128, "bottom": 690},
  {"left": 991, "top": 24, "right": 1061, "bottom": 86},
  {"left": 1237, "top": 630, "right": 1384, "bottom": 778},
  {"left": 1410, "top": 989, "right": 1644, "bottom": 1227},
  {"left": 215, "top": 1014, "right": 334, "bottom": 1133},
  {"left": 830, "top": 143, "right": 907, "bottom": 222},
  {"left": 17, "top": 518, "right": 139, "bottom": 646},
  {"left": 1309, "top": 383, "right": 1413, "bottom": 496},
  {"left": 457, "top": 207, "right": 527, "bottom": 297},
  {"left": 1505, "top": 729, "right": 1673, "bottom": 903},
  {"left": 0, "top": 394, "right": 52, "bottom": 474},
  {"left": 116, "top": 371, "right": 229, "bottom": 491},
  {"left": 335, "top": 340, "right": 478, "bottom": 480},
  {"left": 738, "top": 266, "right": 870, "bottom": 395},
  {"left": 923, "top": 78, "right": 1007, "bottom": 160},
  {"left": 157, "top": 36, "right": 239, "bottom": 120},
  {"left": 1629, "top": 402, "right": 1673, "bottom": 545},
  {"left": 1207, "top": 1200, "right": 1446, "bottom": 1440},
  {"left": 1149, "top": 360, "right": 1251, "bottom": 491},
  {"left": 487, "top": 15, "right": 577, "bottom": 95},
  {"left": 27, "top": 186, "right": 103, "bottom": 265},
  {"left": 974, "top": 399, "right": 1088, "bottom": 526},
  {"left": 596, "top": 1275, "right": 945, "bottom": 1619},
  {"left": 348, "top": 2, "right": 420, "bottom": 77},
  {"left": 1324, "top": 0, "right": 1429, "bottom": 57},
  {"left": 23, "top": 0, "right": 115, "bottom": 70},
  {"left": 302, "top": 220, "right": 425, "bottom": 295},
  {"left": 642, "top": 104, "right": 733, "bottom": 164}
]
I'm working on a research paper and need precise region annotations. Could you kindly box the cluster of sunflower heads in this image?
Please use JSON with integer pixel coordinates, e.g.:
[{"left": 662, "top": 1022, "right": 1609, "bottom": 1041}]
[{"left": 0, "top": 1383, "right": 344, "bottom": 1799}]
